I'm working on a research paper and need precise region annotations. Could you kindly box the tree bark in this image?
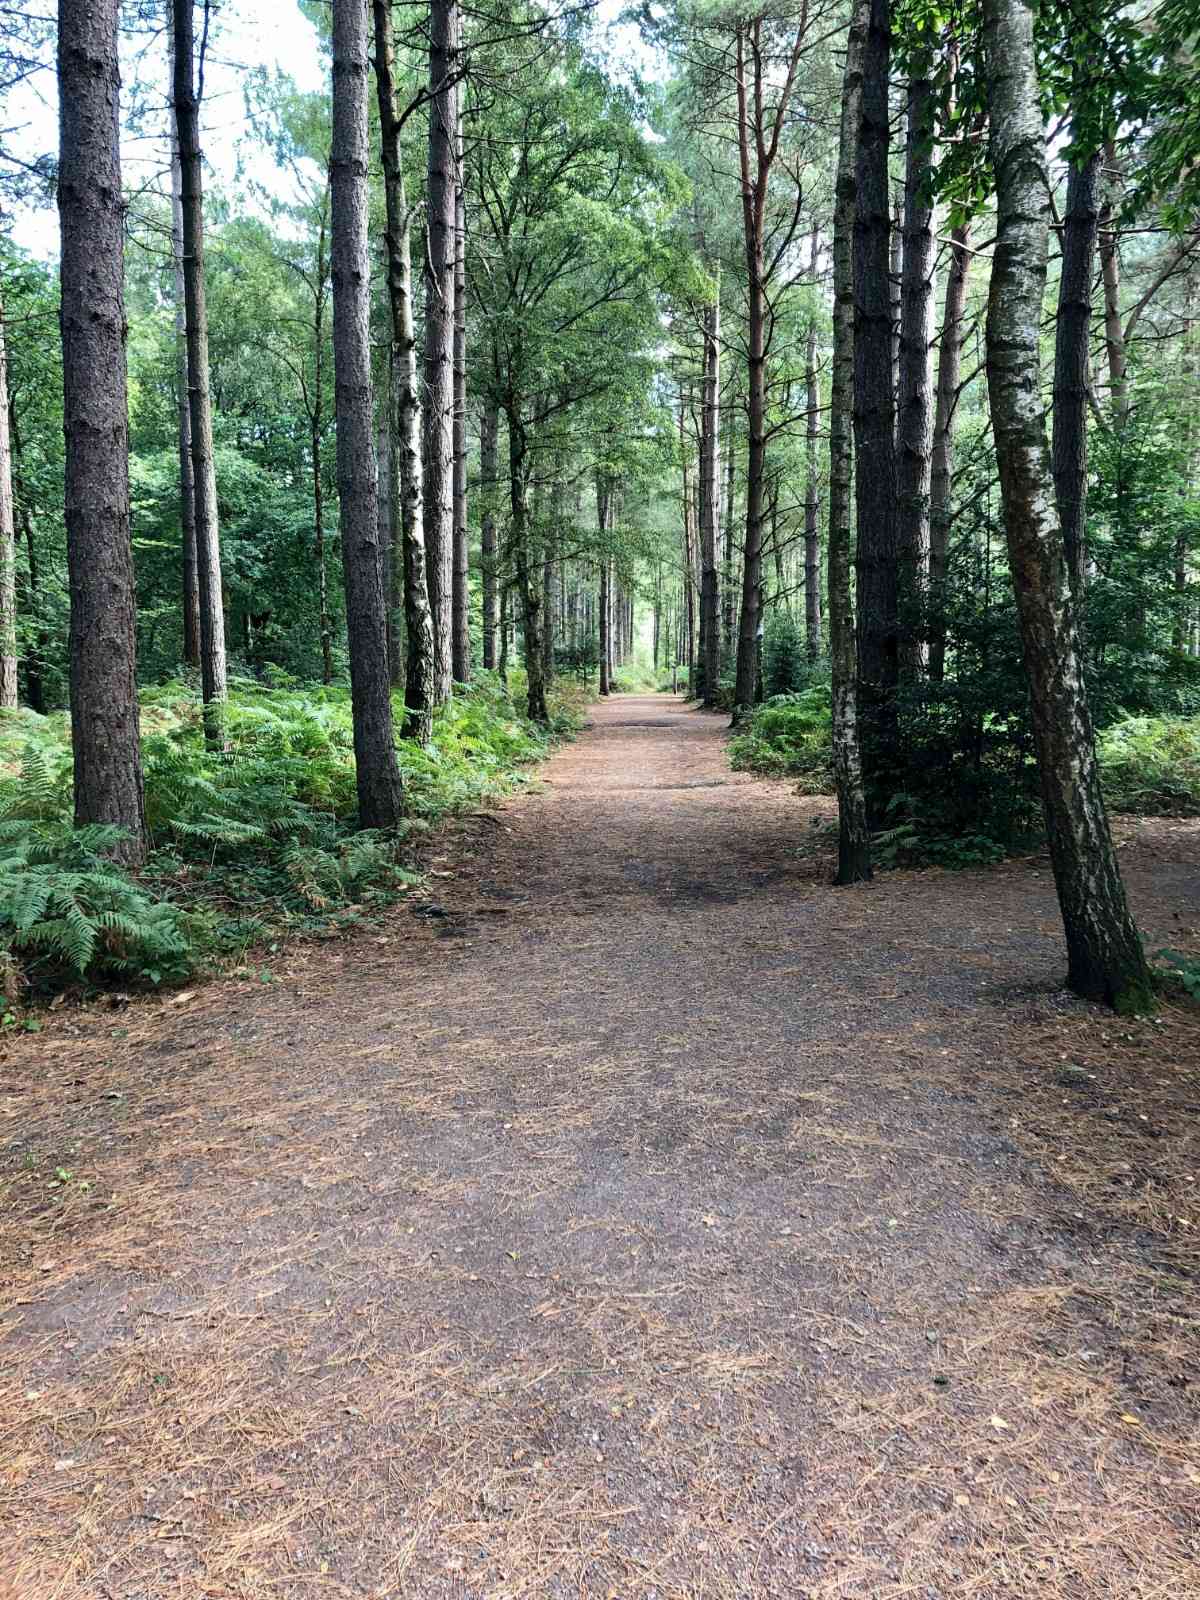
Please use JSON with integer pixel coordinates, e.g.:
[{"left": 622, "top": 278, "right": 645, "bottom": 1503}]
[
  {"left": 982, "top": 0, "right": 1151, "bottom": 1013},
  {"left": 829, "top": 0, "right": 873, "bottom": 885},
  {"left": 373, "top": 0, "right": 435, "bottom": 741},
  {"left": 1052, "top": 149, "right": 1101, "bottom": 599},
  {"left": 480, "top": 396, "right": 499, "bottom": 669},
  {"left": 331, "top": 0, "right": 403, "bottom": 826},
  {"left": 509, "top": 417, "right": 547, "bottom": 722},
  {"left": 928, "top": 221, "right": 970, "bottom": 682},
  {"left": 422, "top": 0, "right": 458, "bottom": 702},
  {"left": 1098, "top": 143, "right": 1128, "bottom": 424},
  {"left": 0, "top": 293, "right": 17, "bottom": 706},
  {"left": 311, "top": 193, "right": 334, "bottom": 685},
  {"left": 597, "top": 478, "right": 611, "bottom": 696},
  {"left": 721, "top": 450, "right": 736, "bottom": 673},
  {"left": 166, "top": 24, "right": 200, "bottom": 670},
  {"left": 451, "top": 91, "right": 470, "bottom": 684},
  {"left": 804, "top": 229, "right": 822, "bottom": 663},
  {"left": 172, "top": 0, "right": 228, "bottom": 743},
  {"left": 896, "top": 61, "right": 936, "bottom": 676},
  {"left": 853, "top": 0, "right": 899, "bottom": 780},
  {"left": 58, "top": 0, "right": 147, "bottom": 862},
  {"left": 699, "top": 296, "right": 721, "bottom": 707}
]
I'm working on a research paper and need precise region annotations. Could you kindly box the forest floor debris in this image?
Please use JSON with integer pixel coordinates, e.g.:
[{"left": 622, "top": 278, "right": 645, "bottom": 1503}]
[{"left": 2, "top": 695, "right": 1198, "bottom": 1598}]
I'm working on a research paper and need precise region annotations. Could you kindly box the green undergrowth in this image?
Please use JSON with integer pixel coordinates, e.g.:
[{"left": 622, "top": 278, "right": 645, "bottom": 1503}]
[
  {"left": 0, "top": 671, "right": 583, "bottom": 997},
  {"left": 730, "top": 693, "right": 1200, "bottom": 866}
]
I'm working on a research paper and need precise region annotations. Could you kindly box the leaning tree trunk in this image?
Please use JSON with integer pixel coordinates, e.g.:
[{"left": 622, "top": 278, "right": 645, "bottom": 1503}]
[
  {"left": 451, "top": 96, "right": 470, "bottom": 685},
  {"left": 58, "top": 0, "right": 147, "bottom": 862},
  {"left": 896, "top": 59, "right": 936, "bottom": 677},
  {"left": 331, "top": 0, "right": 403, "bottom": 825},
  {"left": 422, "top": 0, "right": 458, "bottom": 703},
  {"left": 166, "top": 26, "right": 200, "bottom": 669},
  {"left": 480, "top": 396, "right": 500, "bottom": 669},
  {"left": 0, "top": 291, "right": 17, "bottom": 706},
  {"left": 373, "top": 0, "right": 434, "bottom": 741},
  {"left": 928, "top": 221, "right": 971, "bottom": 682},
  {"left": 1052, "top": 147, "right": 1101, "bottom": 600},
  {"left": 982, "top": 0, "right": 1151, "bottom": 1013},
  {"left": 172, "top": 0, "right": 227, "bottom": 744},
  {"left": 699, "top": 295, "right": 721, "bottom": 708},
  {"left": 853, "top": 0, "right": 899, "bottom": 787}
]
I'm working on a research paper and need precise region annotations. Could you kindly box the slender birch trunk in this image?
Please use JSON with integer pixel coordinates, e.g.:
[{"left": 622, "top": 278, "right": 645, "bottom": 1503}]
[
  {"left": 166, "top": 26, "right": 200, "bottom": 669},
  {"left": 982, "top": 0, "right": 1151, "bottom": 1012},
  {"left": 172, "top": 0, "right": 227, "bottom": 744},
  {"left": 373, "top": 0, "right": 435, "bottom": 741},
  {"left": 331, "top": 0, "right": 403, "bottom": 825},
  {"left": 928, "top": 222, "right": 970, "bottom": 682},
  {"left": 423, "top": 0, "right": 458, "bottom": 702},
  {"left": 451, "top": 82, "right": 470, "bottom": 684},
  {"left": 480, "top": 396, "right": 499, "bottom": 669}
]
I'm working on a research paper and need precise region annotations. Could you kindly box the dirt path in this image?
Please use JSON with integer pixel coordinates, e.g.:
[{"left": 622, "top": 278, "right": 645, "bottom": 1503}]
[{"left": 3, "top": 695, "right": 1199, "bottom": 1599}]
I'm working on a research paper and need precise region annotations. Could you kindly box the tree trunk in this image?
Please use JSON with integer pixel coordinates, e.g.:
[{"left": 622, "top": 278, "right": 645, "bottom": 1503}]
[
  {"left": 509, "top": 418, "right": 547, "bottom": 722},
  {"left": 331, "top": 0, "right": 403, "bottom": 826},
  {"left": 928, "top": 221, "right": 971, "bottom": 682},
  {"left": 804, "top": 229, "right": 822, "bottom": 663},
  {"left": 0, "top": 293, "right": 17, "bottom": 706},
  {"left": 699, "top": 297, "right": 721, "bottom": 707},
  {"left": 896, "top": 62, "right": 935, "bottom": 676},
  {"left": 451, "top": 93, "right": 470, "bottom": 684},
  {"left": 377, "top": 407, "right": 399, "bottom": 682},
  {"left": 422, "top": 0, "right": 458, "bottom": 702},
  {"left": 58, "top": 0, "right": 147, "bottom": 862},
  {"left": 853, "top": 0, "right": 899, "bottom": 780},
  {"left": 829, "top": 0, "right": 873, "bottom": 885},
  {"left": 172, "top": 0, "right": 227, "bottom": 743},
  {"left": 166, "top": 26, "right": 200, "bottom": 669},
  {"left": 1176, "top": 266, "right": 1200, "bottom": 652},
  {"left": 597, "top": 479, "right": 611, "bottom": 696},
  {"left": 721, "top": 450, "right": 735, "bottom": 673},
  {"left": 1052, "top": 149, "right": 1101, "bottom": 599},
  {"left": 982, "top": 0, "right": 1151, "bottom": 1013},
  {"left": 1098, "top": 143, "right": 1128, "bottom": 424},
  {"left": 373, "top": 0, "right": 434, "bottom": 740},
  {"left": 480, "top": 396, "right": 499, "bottom": 669},
  {"left": 312, "top": 200, "right": 334, "bottom": 686}
]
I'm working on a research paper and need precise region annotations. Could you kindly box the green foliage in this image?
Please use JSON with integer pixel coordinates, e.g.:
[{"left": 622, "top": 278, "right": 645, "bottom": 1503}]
[
  {"left": 1153, "top": 948, "right": 1200, "bottom": 1001},
  {"left": 728, "top": 688, "right": 832, "bottom": 785},
  {"left": 761, "top": 610, "right": 807, "bottom": 699},
  {"left": 1097, "top": 716, "right": 1200, "bottom": 815}
]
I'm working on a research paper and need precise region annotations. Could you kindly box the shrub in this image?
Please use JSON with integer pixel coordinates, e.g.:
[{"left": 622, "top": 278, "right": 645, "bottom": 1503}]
[
  {"left": 728, "top": 687, "right": 832, "bottom": 785},
  {"left": 1097, "top": 715, "right": 1200, "bottom": 815}
]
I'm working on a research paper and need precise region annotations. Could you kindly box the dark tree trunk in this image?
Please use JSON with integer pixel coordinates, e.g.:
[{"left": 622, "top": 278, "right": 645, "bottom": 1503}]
[
  {"left": 422, "top": 0, "right": 458, "bottom": 702},
  {"left": 166, "top": 28, "right": 200, "bottom": 669},
  {"left": 721, "top": 450, "right": 736, "bottom": 673},
  {"left": 804, "top": 228, "right": 822, "bottom": 663},
  {"left": 480, "top": 396, "right": 499, "bottom": 669},
  {"left": 829, "top": 0, "right": 873, "bottom": 884},
  {"left": 451, "top": 95, "right": 470, "bottom": 684},
  {"left": 699, "top": 297, "right": 721, "bottom": 707},
  {"left": 58, "top": 0, "right": 147, "bottom": 863},
  {"left": 373, "top": 0, "right": 434, "bottom": 740},
  {"left": 598, "top": 479, "right": 612, "bottom": 697},
  {"left": 983, "top": 0, "right": 1151, "bottom": 1013},
  {"left": 1052, "top": 148, "right": 1101, "bottom": 600},
  {"left": 1098, "top": 143, "right": 1128, "bottom": 424},
  {"left": 896, "top": 62, "right": 935, "bottom": 676},
  {"left": 0, "top": 293, "right": 16, "bottom": 706},
  {"left": 377, "top": 408, "right": 399, "bottom": 682},
  {"left": 331, "top": 0, "right": 403, "bottom": 826},
  {"left": 509, "top": 417, "right": 547, "bottom": 723},
  {"left": 311, "top": 197, "right": 334, "bottom": 685},
  {"left": 853, "top": 0, "right": 898, "bottom": 779},
  {"left": 928, "top": 222, "right": 971, "bottom": 682},
  {"left": 172, "top": 0, "right": 227, "bottom": 742}
]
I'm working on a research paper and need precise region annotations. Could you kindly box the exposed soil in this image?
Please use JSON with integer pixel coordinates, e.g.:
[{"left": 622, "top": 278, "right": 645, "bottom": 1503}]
[{"left": 2, "top": 693, "right": 1199, "bottom": 1599}]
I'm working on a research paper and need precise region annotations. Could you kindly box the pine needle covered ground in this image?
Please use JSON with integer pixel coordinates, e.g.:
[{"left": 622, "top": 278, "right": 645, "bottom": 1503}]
[{"left": 2, "top": 696, "right": 1197, "bottom": 1599}]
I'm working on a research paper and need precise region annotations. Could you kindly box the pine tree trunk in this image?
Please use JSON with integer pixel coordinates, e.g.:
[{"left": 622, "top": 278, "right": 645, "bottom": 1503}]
[
  {"left": 896, "top": 62, "right": 935, "bottom": 676},
  {"left": 853, "top": 0, "right": 899, "bottom": 780},
  {"left": 0, "top": 292, "right": 17, "bottom": 707},
  {"left": 598, "top": 480, "right": 611, "bottom": 696},
  {"left": 480, "top": 396, "right": 499, "bottom": 669},
  {"left": 422, "top": 0, "right": 458, "bottom": 703},
  {"left": 377, "top": 408, "right": 400, "bottom": 682},
  {"left": 166, "top": 26, "right": 200, "bottom": 670},
  {"left": 804, "top": 229, "right": 822, "bottom": 663},
  {"left": 983, "top": 0, "right": 1151, "bottom": 1013},
  {"left": 928, "top": 222, "right": 970, "bottom": 682},
  {"left": 699, "top": 297, "right": 721, "bottom": 707},
  {"left": 172, "top": 0, "right": 227, "bottom": 744},
  {"left": 311, "top": 198, "right": 334, "bottom": 686},
  {"left": 1098, "top": 142, "right": 1128, "bottom": 424},
  {"left": 331, "top": 0, "right": 403, "bottom": 826},
  {"left": 721, "top": 451, "right": 735, "bottom": 673},
  {"left": 509, "top": 418, "right": 547, "bottom": 723},
  {"left": 373, "top": 0, "right": 434, "bottom": 741},
  {"left": 1052, "top": 149, "right": 1101, "bottom": 599},
  {"left": 451, "top": 95, "right": 470, "bottom": 684},
  {"left": 58, "top": 0, "right": 147, "bottom": 863},
  {"left": 829, "top": 0, "right": 873, "bottom": 885}
]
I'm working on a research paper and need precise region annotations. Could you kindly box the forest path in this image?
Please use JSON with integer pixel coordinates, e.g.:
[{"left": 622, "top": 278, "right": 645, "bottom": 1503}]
[{"left": 3, "top": 694, "right": 1199, "bottom": 1599}]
